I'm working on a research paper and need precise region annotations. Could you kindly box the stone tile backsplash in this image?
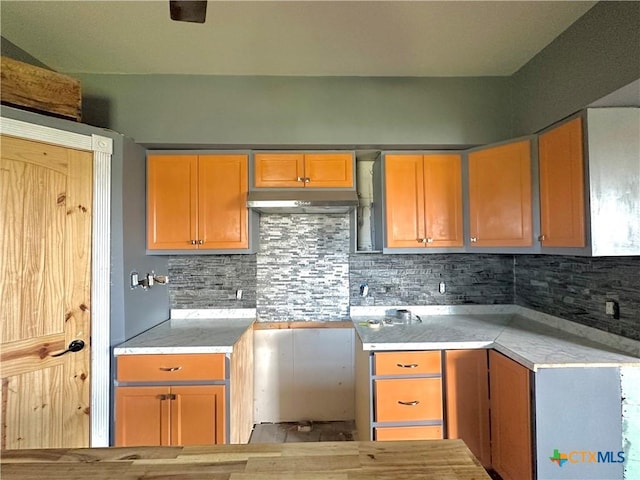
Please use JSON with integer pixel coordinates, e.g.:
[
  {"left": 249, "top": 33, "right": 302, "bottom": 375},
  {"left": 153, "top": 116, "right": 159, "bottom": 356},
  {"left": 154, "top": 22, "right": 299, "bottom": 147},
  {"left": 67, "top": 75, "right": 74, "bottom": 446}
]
[
  {"left": 349, "top": 253, "right": 515, "bottom": 306},
  {"left": 167, "top": 217, "right": 640, "bottom": 341},
  {"left": 256, "top": 214, "right": 351, "bottom": 321},
  {"left": 168, "top": 255, "right": 257, "bottom": 309},
  {"left": 515, "top": 255, "right": 640, "bottom": 341}
]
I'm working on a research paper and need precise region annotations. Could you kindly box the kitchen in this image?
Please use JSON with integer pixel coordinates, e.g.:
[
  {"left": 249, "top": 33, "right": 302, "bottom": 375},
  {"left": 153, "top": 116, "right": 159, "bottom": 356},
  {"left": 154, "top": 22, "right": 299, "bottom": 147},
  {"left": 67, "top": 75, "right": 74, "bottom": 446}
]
[{"left": 1, "top": 1, "right": 639, "bottom": 479}]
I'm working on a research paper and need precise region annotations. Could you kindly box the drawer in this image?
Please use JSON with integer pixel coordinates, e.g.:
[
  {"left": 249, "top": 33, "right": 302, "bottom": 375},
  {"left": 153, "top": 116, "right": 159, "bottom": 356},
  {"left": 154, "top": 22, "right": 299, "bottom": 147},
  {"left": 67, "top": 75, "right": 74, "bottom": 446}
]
[
  {"left": 375, "top": 425, "right": 443, "bottom": 441},
  {"left": 375, "top": 378, "right": 442, "bottom": 422},
  {"left": 374, "top": 351, "right": 441, "bottom": 376},
  {"left": 117, "top": 354, "right": 225, "bottom": 382}
]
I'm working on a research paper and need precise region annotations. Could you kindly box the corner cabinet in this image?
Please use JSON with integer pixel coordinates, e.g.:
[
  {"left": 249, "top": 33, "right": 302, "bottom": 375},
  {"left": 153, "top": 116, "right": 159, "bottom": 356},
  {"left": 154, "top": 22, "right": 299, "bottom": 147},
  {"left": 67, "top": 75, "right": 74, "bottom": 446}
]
[
  {"left": 538, "top": 116, "right": 586, "bottom": 248},
  {"left": 384, "top": 153, "right": 463, "bottom": 250},
  {"left": 147, "top": 153, "right": 254, "bottom": 252},
  {"left": 489, "top": 350, "right": 533, "bottom": 480},
  {"left": 468, "top": 139, "right": 533, "bottom": 248},
  {"left": 253, "top": 152, "right": 354, "bottom": 188}
]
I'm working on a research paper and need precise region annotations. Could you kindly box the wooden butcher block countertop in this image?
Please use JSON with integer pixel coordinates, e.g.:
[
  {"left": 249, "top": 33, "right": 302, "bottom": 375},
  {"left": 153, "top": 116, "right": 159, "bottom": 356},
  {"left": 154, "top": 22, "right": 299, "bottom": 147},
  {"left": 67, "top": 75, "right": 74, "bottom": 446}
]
[{"left": 1, "top": 439, "right": 490, "bottom": 479}]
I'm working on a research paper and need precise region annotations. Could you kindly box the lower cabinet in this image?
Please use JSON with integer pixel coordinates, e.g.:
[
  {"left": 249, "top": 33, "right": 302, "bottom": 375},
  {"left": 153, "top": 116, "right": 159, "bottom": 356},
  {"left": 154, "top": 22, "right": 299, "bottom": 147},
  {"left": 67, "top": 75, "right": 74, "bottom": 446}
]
[
  {"left": 489, "top": 350, "right": 533, "bottom": 480},
  {"left": 115, "top": 385, "right": 225, "bottom": 446},
  {"left": 445, "top": 349, "right": 491, "bottom": 467},
  {"left": 368, "top": 350, "right": 444, "bottom": 441},
  {"left": 355, "top": 344, "right": 533, "bottom": 478},
  {"left": 115, "top": 353, "right": 228, "bottom": 447}
]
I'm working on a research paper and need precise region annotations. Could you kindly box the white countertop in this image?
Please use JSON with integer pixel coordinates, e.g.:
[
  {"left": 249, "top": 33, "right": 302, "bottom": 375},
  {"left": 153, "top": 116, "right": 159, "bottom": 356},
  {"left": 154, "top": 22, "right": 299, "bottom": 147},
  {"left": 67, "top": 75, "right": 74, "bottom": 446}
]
[
  {"left": 113, "top": 309, "right": 256, "bottom": 355},
  {"left": 351, "top": 305, "right": 640, "bottom": 371}
]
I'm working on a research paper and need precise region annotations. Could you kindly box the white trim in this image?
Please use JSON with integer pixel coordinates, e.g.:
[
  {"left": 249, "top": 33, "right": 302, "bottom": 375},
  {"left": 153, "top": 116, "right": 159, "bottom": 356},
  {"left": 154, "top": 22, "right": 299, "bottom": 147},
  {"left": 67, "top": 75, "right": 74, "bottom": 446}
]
[{"left": 1, "top": 117, "right": 112, "bottom": 447}]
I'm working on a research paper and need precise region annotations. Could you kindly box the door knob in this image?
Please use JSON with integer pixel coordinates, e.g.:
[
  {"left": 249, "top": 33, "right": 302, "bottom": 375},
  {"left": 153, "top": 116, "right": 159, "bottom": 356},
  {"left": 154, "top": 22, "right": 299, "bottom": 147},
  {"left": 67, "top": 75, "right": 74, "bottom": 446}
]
[{"left": 52, "top": 339, "right": 85, "bottom": 357}]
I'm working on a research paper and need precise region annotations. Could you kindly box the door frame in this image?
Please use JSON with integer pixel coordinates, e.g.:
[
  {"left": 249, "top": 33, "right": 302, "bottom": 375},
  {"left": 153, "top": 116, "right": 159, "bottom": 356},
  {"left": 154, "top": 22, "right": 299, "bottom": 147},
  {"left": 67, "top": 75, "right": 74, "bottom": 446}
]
[{"left": 1, "top": 116, "right": 112, "bottom": 447}]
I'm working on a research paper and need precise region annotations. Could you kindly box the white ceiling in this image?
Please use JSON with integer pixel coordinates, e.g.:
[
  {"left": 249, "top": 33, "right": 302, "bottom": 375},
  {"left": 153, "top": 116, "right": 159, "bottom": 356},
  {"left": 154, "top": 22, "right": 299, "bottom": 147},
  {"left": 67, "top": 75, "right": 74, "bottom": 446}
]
[{"left": 1, "top": 1, "right": 596, "bottom": 77}]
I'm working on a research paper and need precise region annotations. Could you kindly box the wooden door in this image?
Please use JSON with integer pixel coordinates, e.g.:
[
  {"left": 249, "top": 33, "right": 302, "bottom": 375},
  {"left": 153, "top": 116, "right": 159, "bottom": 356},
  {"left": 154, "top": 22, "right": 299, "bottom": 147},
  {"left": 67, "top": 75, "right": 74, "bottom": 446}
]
[
  {"left": 489, "top": 350, "right": 532, "bottom": 480},
  {"left": 147, "top": 155, "right": 198, "bottom": 250},
  {"left": 468, "top": 140, "right": 532, "bottom": 247},
  {"left": 254, "top": 153, "right": 304, "bottom": 188},
  {"left": 445, "top": 350, "right": 491, "bottom": 467},
  {"left": 423, "top": 154, "right": 463, "bottom": 247},
  {"left": 1, "top": 135, "right": 92, "bottom": 449},
  {"left": 198, "top": 155, "right": 248, "bottom": 249},
  {"left": 303, "top": 153, "right": 353, "bottom": 188},
  {"left": 538, "top": 117, "right": 585, "bottom": 247},
  {"left": 384, "top": 155, "right": 426, "bottom": 248},
  {"left": 171, "top": 385, "right": 225, "bottom": 445},
  {"left": 115, "top": 386, "right": 170, "bottom": 446}
]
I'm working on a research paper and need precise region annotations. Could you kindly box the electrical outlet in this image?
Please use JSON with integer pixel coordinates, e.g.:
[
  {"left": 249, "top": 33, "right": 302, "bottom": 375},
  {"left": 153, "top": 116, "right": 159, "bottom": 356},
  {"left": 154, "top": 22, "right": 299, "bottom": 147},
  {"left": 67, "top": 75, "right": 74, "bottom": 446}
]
[
  {"left": 605, "top": 300, "right": 620, "bottom": 319},
  {"left": 439, "top": 281, "right": 446, "bottom": 294},
  {"left": 236, "top": 289, "right": 243, "bottom": 300}
]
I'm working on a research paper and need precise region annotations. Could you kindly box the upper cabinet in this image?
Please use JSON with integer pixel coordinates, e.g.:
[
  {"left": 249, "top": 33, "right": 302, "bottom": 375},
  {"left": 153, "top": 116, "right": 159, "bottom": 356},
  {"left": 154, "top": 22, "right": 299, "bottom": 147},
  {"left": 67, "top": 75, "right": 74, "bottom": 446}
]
[
  {"left": 254, "top": 152, "right": 354, "bottom": 188},
  {"left": 147, "top": 154, "right": 253, "bottom": 252},
  {"left": 384, "top": 153, "right": 463, "bottom": 249},
  {"left": 538, "top": 117, "right": 586, "bottom": 248},
  {"left": 468, "top": 139, "right": 533, "bottom": 248}
]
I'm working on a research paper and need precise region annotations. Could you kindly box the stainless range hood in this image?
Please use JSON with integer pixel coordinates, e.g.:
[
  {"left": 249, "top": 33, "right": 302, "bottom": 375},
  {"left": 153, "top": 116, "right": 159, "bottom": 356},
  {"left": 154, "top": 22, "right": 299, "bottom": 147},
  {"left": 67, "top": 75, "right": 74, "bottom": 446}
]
[{"left": 247, "top": 190, "right": 359, "bottom": 214}]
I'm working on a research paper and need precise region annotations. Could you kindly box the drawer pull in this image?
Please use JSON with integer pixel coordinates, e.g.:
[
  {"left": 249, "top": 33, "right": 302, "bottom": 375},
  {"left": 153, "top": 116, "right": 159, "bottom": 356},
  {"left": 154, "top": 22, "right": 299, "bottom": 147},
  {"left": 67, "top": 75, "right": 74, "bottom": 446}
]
[
  {"left": 398, "top": 400, "right": 420, "bottom": 406},
  {"left": 159, "top": 366, "right": 182, "bottom": 372},
  {"left": 396, "top": 363, "right": 419, "bottom": 368}
]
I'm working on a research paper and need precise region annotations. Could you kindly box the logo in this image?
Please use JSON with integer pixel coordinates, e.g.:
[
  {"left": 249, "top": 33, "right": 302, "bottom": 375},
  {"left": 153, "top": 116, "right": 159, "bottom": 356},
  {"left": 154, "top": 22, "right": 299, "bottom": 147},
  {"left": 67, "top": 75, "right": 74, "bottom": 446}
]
[
  {"left": 550, "top": 449, "right": 568, "bottom": 467},
  {"left": 550, "top": 449, "right": 625, "bottom": 467}
]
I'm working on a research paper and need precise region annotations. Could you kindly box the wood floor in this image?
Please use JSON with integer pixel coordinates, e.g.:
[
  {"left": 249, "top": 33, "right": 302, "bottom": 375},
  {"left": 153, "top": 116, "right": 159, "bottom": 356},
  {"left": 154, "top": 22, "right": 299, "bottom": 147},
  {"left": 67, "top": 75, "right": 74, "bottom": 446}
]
[{"left": 249, "top": 421, "right": 356, "bottom": 443}]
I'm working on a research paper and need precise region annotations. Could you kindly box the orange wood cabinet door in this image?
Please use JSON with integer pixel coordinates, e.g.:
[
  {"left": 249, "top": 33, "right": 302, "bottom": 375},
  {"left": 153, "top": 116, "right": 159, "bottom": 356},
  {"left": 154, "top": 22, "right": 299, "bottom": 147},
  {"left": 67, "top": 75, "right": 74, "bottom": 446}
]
[
  {"left": 423, "top": 154, "right": 463, "bottom": 247},
  {"left": 384, "top": 154, "right": 462, "bottom": 248},
  {"left": 115, "top": 387, "right": 170, "bottom": 446},
  {"left": 375, "top": 426, "right": 442, "bottom": 441},
  {"left": 385, "top": 154, "right": 426, "bottom": 248},
  {"left": 375, "top": 378, "right": 443, "bottom": 423},
  {"left": 171, "top": 386, "right": 225, "bottom": 446},
  {"left": 254, "top": 152, "right": 353, "bottom": 188},
  {"left": 115, "top": 386, "right": 226, "bottom": 446},
  {"left": 489, "top": 350, "right": 533, "bottom": 480},
  {"left": 445, "top": 350, "right": 491, "bottom": 468},
  {"left": 147, "top": 155, "right": 198, "bottom": 250},
  {"left": 538, "top": 117, "right": 586, "bottom": 247},
  {"left": 147, "top": 154, "right": 249, "bottom": 250},
  {"left": 468, "top": 140, "right": 533, "bottom": 247},
  {"left": 254, "top": 153, "right": 304, "bottom": 187},
  {"left": 303, "top": 153, "right": 354, "bottom": 188},
  {"left": 198, "top": 155, "right": 249, "bottom": 249}
]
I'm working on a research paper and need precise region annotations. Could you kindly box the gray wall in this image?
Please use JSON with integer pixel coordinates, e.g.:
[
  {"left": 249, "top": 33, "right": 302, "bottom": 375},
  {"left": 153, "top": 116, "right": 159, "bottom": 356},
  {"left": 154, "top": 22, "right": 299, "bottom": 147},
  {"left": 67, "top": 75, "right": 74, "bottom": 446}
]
[
  {"left": 0, "top": 37, "right": 49, "bottom": 69},
  {"left": 511, "top": 1, "right": 640, "bottom": 135},
  {"left": 515, "top": 255, "right": 640, "bottom": 341},
  {"left": 73, "top": 74, "right": 512, "bottom": 147}
]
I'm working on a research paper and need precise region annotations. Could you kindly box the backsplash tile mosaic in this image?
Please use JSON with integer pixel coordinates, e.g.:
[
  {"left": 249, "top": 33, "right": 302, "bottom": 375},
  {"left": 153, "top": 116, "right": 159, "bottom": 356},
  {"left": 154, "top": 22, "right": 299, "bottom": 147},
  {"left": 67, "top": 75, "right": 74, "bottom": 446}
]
[
  {"left": 349, "top": 253, "right": 515, "bottom": 306},
  {"left": 167, "top": 255, "right": 257, "bottom": 309},
  {"left": 515, "top": 255, "right": 640, "bottom": 341},
  {"left": 256, "top": 214, "right": 351, "bottom": 321}
]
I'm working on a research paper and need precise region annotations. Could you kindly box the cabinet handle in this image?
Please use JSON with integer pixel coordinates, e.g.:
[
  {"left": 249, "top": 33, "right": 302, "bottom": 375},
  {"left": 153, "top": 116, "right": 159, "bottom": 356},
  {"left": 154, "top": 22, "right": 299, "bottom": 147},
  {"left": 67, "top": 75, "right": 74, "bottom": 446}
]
[
  {"left": 426, "top": 238, "right": 433, "bottom": 243},
  {"left": 190, "top": 240, "right": 197, "bottom": 245},
  {"left": 538, "top": 234, "right": 546, "bottom": 241},
  {"left": 470, "top": 237, "right": 477, "bottom": 243},
  {"left": 398, "top": 400, "right": 420, "bottom": 406},
  {"left": 198, "top": 239, "right": 204, "bottom": 245},
  {"left": 157, "top": 393, "right": 177, "bottom": 400},
  {"left": 297, "top": 177, "right": 304, "bottom": 182},
  {"left": 159, "top": 366, "right": 182, "bottom": 372},
  {"left": 416, "top": 238, "right": 426, "bottom": 244},
  {"left": 304, "top": 177, "right": 310, "bottom": 183},
  {"left": 396, "top": 363, "right": 418, "bottom": 368}
]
